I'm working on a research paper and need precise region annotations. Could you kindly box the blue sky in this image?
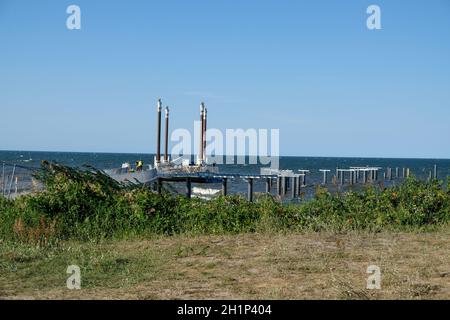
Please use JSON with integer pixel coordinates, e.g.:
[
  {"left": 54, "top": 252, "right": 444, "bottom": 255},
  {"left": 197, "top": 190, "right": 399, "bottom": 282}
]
[{"left": 1, "top": 0, "right": 449, "bottom": 158}]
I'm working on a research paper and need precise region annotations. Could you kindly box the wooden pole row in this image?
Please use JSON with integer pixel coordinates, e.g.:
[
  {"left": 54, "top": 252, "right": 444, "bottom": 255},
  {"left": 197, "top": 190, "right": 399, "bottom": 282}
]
[{"left": 150, "top": 164, "right": 439, "bottom": 202}]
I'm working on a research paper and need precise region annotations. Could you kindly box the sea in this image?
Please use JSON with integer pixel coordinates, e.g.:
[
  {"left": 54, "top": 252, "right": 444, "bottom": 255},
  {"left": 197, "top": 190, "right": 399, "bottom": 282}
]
[{"left": 1, "top": 150, "right": 449, "bottom": 198}]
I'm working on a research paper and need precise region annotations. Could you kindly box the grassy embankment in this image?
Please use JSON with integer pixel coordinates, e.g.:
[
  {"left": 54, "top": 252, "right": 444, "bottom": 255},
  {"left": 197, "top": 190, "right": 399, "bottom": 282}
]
[{"left": 1, "top": 162, "right": 450, "bottom": 299}]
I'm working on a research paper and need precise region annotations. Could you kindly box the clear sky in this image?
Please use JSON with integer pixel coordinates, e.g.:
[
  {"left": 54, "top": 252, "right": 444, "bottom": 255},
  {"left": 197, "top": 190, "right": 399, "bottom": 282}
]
[{"left": 1, "top": 0, "right": 449, "bottom": 158}]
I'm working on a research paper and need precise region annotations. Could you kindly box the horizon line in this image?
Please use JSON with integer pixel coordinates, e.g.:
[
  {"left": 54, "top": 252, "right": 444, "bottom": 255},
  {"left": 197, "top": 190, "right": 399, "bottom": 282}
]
[{"left": 1, "top": 149, "right": 449, "bottom": 161}]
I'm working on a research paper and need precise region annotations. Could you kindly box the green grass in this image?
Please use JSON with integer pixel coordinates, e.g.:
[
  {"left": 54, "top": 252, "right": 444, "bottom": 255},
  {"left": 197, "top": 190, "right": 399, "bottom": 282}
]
[
  {"left": 2, "top": 162, "right": 450, "bottom": 300},
  {"left": 0, "top": 237, "right": 168, "bottom": 297},
  {"left": 1, "top": 162, "right": 449, "bottom": 244},
  {"left": 3, "top": 231, "right": 450, "bottom": 299}
]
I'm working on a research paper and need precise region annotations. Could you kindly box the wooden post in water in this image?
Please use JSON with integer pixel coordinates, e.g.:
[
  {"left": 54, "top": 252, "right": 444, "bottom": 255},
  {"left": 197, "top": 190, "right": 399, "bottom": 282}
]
[
  {"left": 1, "top": 163, "right": 4, "bottom": 196},
  {"left": 339, "top": 170, "right": 344, "bottom": 185},
  {"left": 247, "top": 178, "right": 254, "bottom": 202},
  {"left": 433, "top": 164, "right": 438, "bottom": 180},
  {"left": 222, "top": 178, "right": 228, "bottom": 196},
  {"left": 395, "top": 167, "right": 399, "bottom": 178},
  {"left": 7, "top": 165, "right": 16, "bottom": 199},
  {"left": 298, "top": 170, "right": 309, "bottom": 187},
  {"left": 284, "top": 176, "right": 288, "bottom": 195},
  {"left": 402, "top": 168, "right": 406, "bottom": 178},
  {"left": 320, "top": 169, "right": 330, "bottom": 185},
  {"left": 277, "top": 177, "right": 282, "bottom": 196},
  {"left": 186, "top": 178, "right": 192, "bottom": 199},
  {"left": 265, "top": 178, "right": 271, "bottom": 193},
  {"left": 406, "top": 168, "right": 410, "bottom": 178},
  {"left": 291, "top": 177, "right": 296, "bottom": 199}
]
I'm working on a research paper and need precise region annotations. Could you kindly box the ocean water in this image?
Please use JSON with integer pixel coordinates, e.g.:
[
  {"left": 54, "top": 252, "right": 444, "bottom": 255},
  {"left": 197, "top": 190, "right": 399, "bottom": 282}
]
[
  {"left": 1, "top": 150, "right": 449, "bottom": 197},
  {"left": 1, "top": 150, "right": 449, "bottom": 178}
]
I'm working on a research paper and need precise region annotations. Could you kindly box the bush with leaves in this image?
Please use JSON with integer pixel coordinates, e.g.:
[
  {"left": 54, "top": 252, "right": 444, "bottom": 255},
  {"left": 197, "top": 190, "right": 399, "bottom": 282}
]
[{"left": 1, "top": 162, "right": 449, "bottom": 243}]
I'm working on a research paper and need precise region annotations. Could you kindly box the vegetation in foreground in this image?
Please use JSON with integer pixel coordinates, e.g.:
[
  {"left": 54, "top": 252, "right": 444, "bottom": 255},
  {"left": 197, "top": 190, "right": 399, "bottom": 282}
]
[
  {"left": 0, "top": 162, "right": 449, "bottom": 244},
  {"left": 2, "top": 231, "right": 450, "bottom": 299},
  {"left": 1, "top": 162, "right": 450, "bottom": 300}
]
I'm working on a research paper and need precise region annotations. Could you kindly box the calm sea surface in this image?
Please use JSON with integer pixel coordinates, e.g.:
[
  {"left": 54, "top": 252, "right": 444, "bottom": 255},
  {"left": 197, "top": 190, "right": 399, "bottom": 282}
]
[{"left": 1, "top": 150, "right": 449, "bottom": 178}]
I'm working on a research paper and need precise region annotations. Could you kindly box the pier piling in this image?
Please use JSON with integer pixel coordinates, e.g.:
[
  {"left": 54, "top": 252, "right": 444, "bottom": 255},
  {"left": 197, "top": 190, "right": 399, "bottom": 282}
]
[
  {"left": 203, "top": 105, "right": 207, "bottom": 162},
  {"left": 199, "top": 104, "right": 204, "bottom": 164},
  {"left": 164, "top": 106, "right": 170, "bottom": 162},
  {"left": 186, "top": 178, "right": 192, "bottom": 199},
  {"left": 7, "top": 165, "right": 15, "bottom": 199},
  {"left": 277, "top": 177, "right": 282, "bottom": 196},
  {"left": 222, "top": 178, "right": 228, "bottom": 196},
  {"left": 247, "top": 178, "right": 254, "bottom": 202},
  {"left": 387, "top": 167, "right": 393, "bottom": 180},
  {"left": 320, "top": 169, "right": 330, "bottom": 185},
  {"left": 1, "top": 163, "right": 4, "bottom": 196},
  {"left": 284, "top": 177, "right": 288, "bottom": 194},
  {"left": 156, "top": 99, "right": 162, "bottom": 165},
  {"left": 297, "top": 175, "right": 302, "bottom": 197},
  {"left": 291, "top": 177, "right": 296, "bottom": 199},
  {"left": 298, "top": 170, "right": 309, "bottom": 187},
  {"left": 265, "top": 178, "right": 271, "bottom": 193}
]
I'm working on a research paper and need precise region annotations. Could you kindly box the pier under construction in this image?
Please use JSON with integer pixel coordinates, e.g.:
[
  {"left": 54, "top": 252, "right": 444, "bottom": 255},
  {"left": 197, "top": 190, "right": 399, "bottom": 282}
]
[{"left": 0, "top": 98, "right": 443, "bottom": 202}]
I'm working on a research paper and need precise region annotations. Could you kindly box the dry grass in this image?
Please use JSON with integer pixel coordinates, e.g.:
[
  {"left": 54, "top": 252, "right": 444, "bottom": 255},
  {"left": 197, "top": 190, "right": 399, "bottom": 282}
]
[{"left": 2, "top": 229, "right": 450, "bottom": 300}]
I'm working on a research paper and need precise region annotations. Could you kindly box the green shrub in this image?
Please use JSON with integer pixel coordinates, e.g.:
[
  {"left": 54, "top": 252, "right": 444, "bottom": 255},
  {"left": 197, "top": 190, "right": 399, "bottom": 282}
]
[{"left": 1, "top": 162, "right": 449, "bottom": 243}]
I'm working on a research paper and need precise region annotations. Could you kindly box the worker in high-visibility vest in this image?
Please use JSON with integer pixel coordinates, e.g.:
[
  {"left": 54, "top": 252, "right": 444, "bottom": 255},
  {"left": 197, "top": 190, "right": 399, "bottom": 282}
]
[{"left": 136, "top": 160, "right": 143, "bottom": 171}]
